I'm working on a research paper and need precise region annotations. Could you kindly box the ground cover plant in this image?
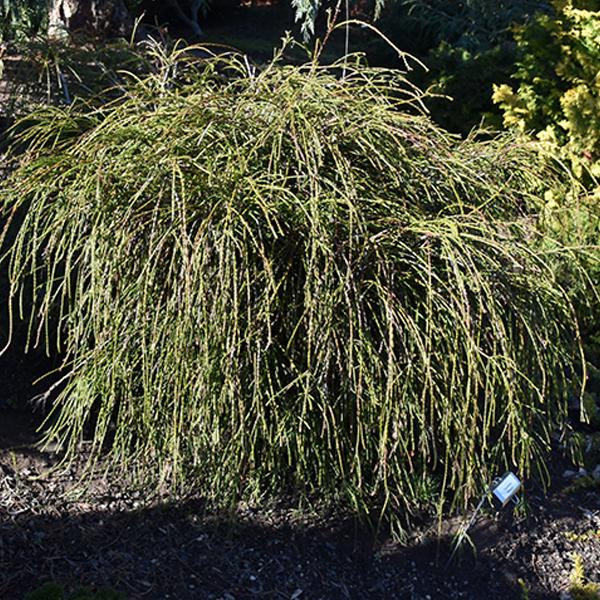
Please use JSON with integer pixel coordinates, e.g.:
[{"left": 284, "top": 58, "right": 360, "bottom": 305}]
[
  {"left": 25, "top": 582, "right": 126, "bottom": 600},
  {"left": 0, "top": 0, "right": 47, "bottom": 42},
  {"left": 0, "top": 44, "right": 588, "bottom": 533}
]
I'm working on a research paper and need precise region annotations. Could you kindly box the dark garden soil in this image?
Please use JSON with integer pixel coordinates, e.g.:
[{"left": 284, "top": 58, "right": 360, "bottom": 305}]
[{"left": 1, "top": 401, "right": 599, "bottom": 600}]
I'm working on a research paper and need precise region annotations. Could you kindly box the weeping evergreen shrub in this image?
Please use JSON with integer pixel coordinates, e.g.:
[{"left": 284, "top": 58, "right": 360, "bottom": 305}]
[{"left": 0, "top": 47, "right": 584, "bottom": 530}]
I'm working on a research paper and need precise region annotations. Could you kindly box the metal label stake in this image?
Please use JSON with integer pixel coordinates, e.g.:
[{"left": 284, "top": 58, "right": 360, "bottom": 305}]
[{"left": 446, "top": 472, "right": 522, "bottom": 567}]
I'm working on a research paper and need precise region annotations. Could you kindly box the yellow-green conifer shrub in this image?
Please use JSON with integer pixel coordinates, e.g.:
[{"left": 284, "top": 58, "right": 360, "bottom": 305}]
[
  {"left": 569, "top": 553, "right": 600, "bottom": 600},
  {"left": 493, "top": 0, "right": 600, "bottom": 195},
  {"left": 493, "top": 1, "right": 600, "bottom": 391},
  {"left": 0, "top": 49, "right": 588, "bottom": 533}
]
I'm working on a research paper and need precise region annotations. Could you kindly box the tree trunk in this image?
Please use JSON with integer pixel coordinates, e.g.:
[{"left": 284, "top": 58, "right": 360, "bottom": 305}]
[
  {"left": 49, "top": 0, "right": 133, "bottom": 38},
  {"left": 165, "top": 0, "right": 204, "bottom": 37}
]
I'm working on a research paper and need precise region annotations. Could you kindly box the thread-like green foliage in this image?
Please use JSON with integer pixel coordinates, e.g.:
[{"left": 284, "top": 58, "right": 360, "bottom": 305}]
[{"left": 0, "top": 47, "right": 584, "bottom": 530}]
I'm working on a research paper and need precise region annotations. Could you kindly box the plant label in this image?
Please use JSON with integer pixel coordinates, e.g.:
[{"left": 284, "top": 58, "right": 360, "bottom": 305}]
[{"left": 492, "top": 472, "right": 521, "bottom": 507}]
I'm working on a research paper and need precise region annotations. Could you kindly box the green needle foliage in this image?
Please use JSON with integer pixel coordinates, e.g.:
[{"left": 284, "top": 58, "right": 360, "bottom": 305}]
[
  {"left": 0, "top": 0, "right": 47, "bottom": 42},
  {"left": 0, "top": 46, "right": 585, "bottom": 531}
]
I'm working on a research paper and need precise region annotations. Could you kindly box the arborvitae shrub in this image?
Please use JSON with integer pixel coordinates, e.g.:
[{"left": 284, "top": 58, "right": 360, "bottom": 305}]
[
  {"left": 493, "top": 0, "right": 600, "bottom": 397},
  {"left": 493, "top": 0, "right": 600, "bottom": 193}
]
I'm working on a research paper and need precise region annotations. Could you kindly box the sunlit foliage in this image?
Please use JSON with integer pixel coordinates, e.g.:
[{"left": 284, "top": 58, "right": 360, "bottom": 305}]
[{"left": 1, "top": 47, "right": 585, "bottom": 531}]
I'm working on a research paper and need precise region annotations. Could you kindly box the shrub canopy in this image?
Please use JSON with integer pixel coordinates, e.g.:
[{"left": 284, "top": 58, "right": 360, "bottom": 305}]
[{"left": 0, "top": 48, "right": 584, "bottom": 530}]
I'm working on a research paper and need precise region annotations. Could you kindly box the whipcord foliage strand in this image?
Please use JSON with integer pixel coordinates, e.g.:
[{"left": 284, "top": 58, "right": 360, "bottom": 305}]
[{"left": 0, "top": 45, "right": 586, "bottom": 532}]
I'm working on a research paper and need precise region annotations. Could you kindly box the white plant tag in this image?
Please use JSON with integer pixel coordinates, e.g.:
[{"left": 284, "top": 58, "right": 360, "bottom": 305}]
[{"left": 492, "top": 472, "right": 521, "bottom": 506}]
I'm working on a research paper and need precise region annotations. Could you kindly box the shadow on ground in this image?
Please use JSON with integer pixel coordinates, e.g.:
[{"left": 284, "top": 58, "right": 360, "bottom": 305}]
[
  {"left": 1, "top": 357, "right": 597, "bottom": 599},
  {"left": 0, "top": 462, "right": 559, "bottom": 600}
]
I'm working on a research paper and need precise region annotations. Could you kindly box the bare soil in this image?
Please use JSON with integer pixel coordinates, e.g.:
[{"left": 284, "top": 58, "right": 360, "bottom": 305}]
[{"left": 1, "top": 403, "right": 599, "bottom": 600}]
